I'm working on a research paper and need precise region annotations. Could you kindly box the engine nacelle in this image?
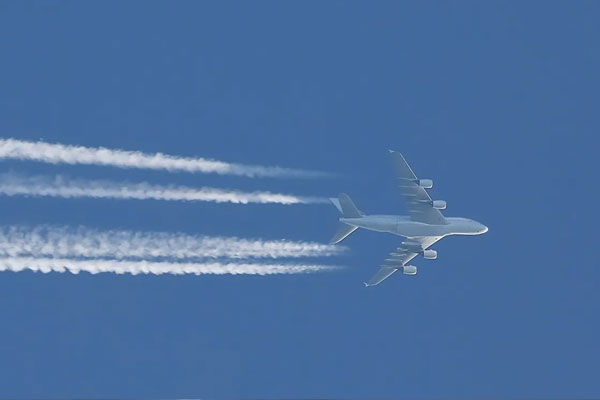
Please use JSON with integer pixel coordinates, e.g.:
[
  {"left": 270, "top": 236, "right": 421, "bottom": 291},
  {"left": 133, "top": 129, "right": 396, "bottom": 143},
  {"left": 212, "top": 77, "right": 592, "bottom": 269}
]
[
  {"left": 417, "top": 179, "right": 433, "bottom": 189},
  {"left": 402, "top": 265, "right": 417, "bottom": 275},
  {"left": 422, "top": 249, "right": 437, "bottom": 260},
  {"left": 432, "top": 200, "right": 447, "bottom": 210}
]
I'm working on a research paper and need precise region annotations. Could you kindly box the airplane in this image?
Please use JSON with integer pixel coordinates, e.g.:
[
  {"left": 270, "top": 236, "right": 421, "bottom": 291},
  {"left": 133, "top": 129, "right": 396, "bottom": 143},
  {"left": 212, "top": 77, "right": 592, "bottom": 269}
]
[{"left": 329, "top": 150, "right": 488, "bottom": 287}]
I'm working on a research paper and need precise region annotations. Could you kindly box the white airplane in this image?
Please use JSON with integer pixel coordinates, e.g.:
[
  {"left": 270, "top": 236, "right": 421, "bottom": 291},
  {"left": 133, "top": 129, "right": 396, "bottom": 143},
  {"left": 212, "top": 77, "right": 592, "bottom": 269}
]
[{"left": 330, "top": 150, "right": 488, "bottom": 287}]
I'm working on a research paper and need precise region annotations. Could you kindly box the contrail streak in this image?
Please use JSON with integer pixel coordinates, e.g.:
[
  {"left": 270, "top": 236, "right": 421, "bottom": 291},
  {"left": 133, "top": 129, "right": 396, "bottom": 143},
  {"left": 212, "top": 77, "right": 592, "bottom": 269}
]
[
  {"left": 0, "top": 138, "right": 332, "bottom": 178},
  {"left": 0, "top": 173, "right": 329, "bottom": 205},
  {"left": 0, "top": 226, "right": 346, "bottom": 260},
  {"left": 0, "top": 257, "right": 337, "bottom": 276}
]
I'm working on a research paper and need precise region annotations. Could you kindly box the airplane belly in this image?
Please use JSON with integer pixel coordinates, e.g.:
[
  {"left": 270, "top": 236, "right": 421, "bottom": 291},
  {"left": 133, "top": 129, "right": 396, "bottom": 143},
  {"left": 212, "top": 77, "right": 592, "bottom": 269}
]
[
  {"left": 345, "top": 216, "right": 397, "bottom": 234},
  {"left": 361, "top": 220, "right": 396, "bottom": 233},
  {"left": 395, "top": 220, "right": 440, "bottom": 237}
]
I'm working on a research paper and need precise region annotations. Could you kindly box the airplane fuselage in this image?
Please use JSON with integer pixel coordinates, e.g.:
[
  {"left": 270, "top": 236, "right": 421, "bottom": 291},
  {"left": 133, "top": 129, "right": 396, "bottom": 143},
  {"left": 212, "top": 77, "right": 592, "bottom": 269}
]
[{"left": 339, "top": 215, "right": 488, "bottom": 239}]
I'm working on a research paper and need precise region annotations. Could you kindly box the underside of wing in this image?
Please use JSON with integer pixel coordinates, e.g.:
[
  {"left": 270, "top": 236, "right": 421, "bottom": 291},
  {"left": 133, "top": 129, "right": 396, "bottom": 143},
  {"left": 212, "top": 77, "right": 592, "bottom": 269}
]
[
  {"left": 389, "top": 151, "right": 446, "bottom": 225},
  {"left": 365, "top": 267, "right": 398, "bottom": 287},
  {"left": 365, "top": 236, "right": 442, "bottom": 286}
]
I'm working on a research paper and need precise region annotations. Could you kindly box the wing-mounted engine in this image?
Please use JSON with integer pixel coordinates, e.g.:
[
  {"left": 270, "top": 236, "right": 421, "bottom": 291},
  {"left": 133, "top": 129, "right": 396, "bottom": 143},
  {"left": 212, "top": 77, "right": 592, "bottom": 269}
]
[
  {"left": 416, "top": 179, "right": 433, "bottom": 188},
  {"left": 422, "top": 249, "right": 437, "bottom": 259},
  {"left": 432, "top": 200, "right": 446, "bottom": 210},
  {"left": 415, "top": 199, "right": 446, "bottom": 210},
  {"left": 402, "top": 265, "right": 417, "bottom": 275},
  {"left": 399, "top": 242, "right": 438, "bottom": 260}
]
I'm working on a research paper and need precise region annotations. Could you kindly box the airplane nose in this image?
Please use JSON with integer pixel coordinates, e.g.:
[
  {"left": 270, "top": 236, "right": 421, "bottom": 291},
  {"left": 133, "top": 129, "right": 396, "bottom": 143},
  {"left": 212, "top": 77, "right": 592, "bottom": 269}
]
[{"left": 481, "top": 225, "right": 489, "bottom": 233}]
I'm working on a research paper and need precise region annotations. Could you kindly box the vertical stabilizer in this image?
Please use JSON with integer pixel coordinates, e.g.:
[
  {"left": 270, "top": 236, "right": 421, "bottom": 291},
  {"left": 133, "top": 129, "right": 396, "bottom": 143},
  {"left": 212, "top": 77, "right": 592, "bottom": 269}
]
[
  {"left": 337, "top": 193, "right": 363, "bottom": 217},
  {"left": 329, "top": 193, "right": 362, "bottom": 244}
]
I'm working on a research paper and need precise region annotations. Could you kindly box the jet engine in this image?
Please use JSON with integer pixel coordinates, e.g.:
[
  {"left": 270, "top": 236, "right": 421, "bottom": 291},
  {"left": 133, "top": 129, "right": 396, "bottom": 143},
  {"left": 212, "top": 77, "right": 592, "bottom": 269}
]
[
  {"left": 417, "top": 179, "right": 433, "bottom": 189},
  {"left": 402, "top": 265, "right": 417, "bottom": 275},
  {"left": 432, "top": 200, "right": 447, "bottom": 210},
  {"left": 422, "top": 249, "right": 437, "bottom": 259}
]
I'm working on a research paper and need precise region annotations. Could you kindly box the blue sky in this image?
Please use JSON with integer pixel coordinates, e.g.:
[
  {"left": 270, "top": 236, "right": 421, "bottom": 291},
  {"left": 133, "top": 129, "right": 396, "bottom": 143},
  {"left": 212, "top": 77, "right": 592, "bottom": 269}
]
[{"left": 0, "top": 1, "right": 599, "bottom": 398}]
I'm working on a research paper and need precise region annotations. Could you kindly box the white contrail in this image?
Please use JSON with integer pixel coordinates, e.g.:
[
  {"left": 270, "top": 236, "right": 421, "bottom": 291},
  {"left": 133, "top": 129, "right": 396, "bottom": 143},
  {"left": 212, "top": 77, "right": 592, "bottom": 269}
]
[
  {"left": 0, "top": 257, "right": 337, "bottom": 276},
  {"left": 0, "top": 173, "right": 329, "bottom": 205},
  {"left": 0, "top": 138, "right": 332, "bottom": 178},
  {"left": 0, "top": 226, "right": 346, "bottom": 260}
]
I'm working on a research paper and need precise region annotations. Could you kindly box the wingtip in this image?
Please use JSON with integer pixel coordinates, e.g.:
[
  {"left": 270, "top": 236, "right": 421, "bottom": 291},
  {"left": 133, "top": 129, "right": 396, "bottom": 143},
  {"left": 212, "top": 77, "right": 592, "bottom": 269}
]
[{"left": 329, "top": 234, "right": 342, "bottom": 245}]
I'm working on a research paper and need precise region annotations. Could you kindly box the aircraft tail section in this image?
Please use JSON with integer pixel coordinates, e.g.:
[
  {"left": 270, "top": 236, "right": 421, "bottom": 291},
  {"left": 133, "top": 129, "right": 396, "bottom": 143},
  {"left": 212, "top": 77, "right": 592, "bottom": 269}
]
[
  {"left": 329, "top": 193, "right": 362, "bottom": 244},
  {"left": 331, "top": 193, "right": 362, "bottom": 218},
  {"left": 329, "top": 223, "right": 358, "bottom": 244}
]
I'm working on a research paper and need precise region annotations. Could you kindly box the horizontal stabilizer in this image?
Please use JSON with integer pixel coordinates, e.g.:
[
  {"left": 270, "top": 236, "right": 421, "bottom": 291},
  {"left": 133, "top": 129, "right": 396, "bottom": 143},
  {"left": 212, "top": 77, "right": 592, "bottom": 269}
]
[
  {"left": 330, "top": 223, "right": 358, "bottom": 244},
  {"left": 365, "top": 267, "right": 398, "bottom": 287}
]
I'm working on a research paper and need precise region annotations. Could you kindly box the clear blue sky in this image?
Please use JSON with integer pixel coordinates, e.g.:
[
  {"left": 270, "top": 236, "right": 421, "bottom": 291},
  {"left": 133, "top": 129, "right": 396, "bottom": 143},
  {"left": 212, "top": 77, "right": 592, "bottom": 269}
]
[{"left": 0, "top": 1, "right": 598, "bottom": 398}]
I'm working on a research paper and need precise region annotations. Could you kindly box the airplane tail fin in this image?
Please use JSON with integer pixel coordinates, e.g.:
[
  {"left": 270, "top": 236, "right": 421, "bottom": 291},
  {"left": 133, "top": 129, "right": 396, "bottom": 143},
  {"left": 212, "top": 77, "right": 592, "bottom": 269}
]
[
  {"left": 331, "top": 193, "right": 363, "bottom": 218},
  {"left": 329, "top": 193, "right": 362, "bottom": 244}
]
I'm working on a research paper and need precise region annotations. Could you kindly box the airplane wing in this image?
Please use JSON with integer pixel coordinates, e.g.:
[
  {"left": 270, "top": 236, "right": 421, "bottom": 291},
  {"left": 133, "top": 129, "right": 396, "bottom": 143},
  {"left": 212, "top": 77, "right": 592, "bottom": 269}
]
[
  {"left": 365, "top": 236, "right": 442, "bottom": 286},
  {"left": 365, "top": 267, "right": 398, "bottom": 287},
  {"left": 389, "top": 151, "right": 446, "bottom": 225}
]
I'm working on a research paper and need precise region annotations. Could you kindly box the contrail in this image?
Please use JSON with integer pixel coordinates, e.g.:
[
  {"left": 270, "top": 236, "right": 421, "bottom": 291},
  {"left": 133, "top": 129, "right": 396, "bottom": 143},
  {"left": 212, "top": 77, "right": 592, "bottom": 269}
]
[
  {"left": 0, "top": 225, "right": 346, "bottom": 260},
  {"left": 0, "top": 138, "right": 332, "bottom": 178},
  {"left": 0, "top": 173, "right": 329, "bottom": 205},
  {"left": 0, "top": 257, "right": 337, "bottom": 276}
]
